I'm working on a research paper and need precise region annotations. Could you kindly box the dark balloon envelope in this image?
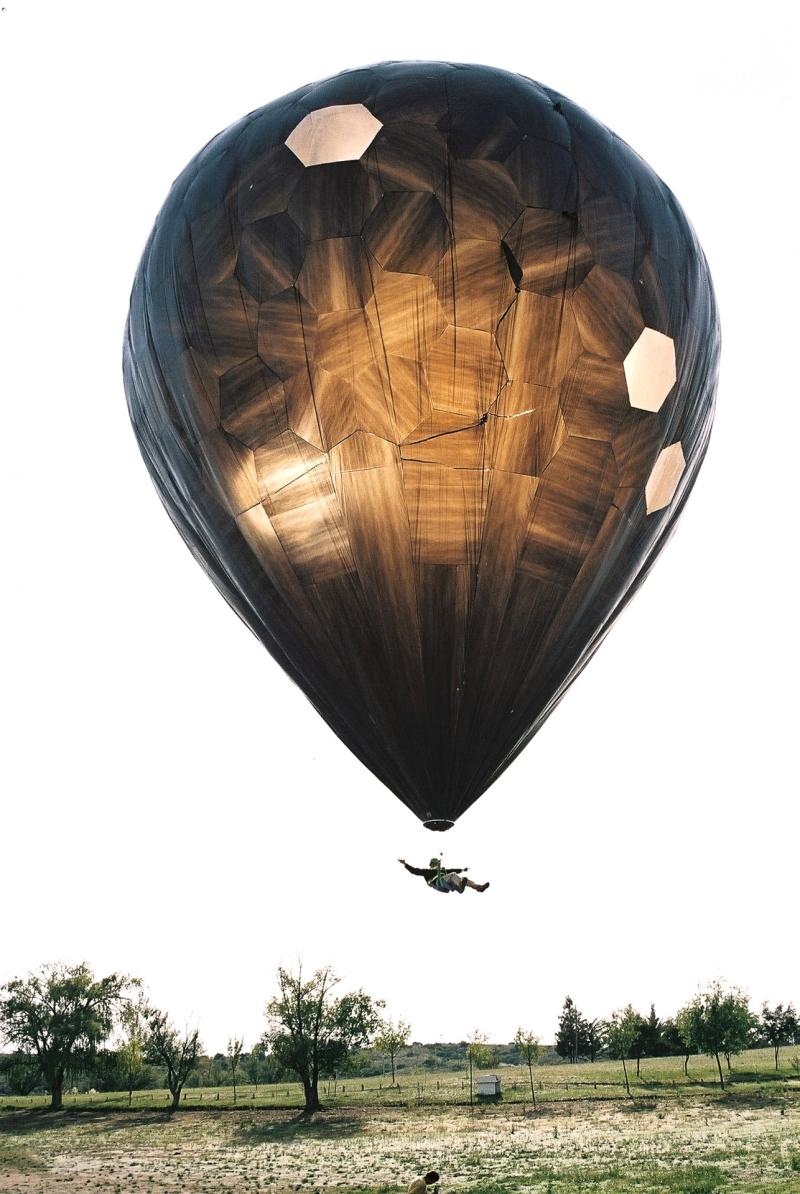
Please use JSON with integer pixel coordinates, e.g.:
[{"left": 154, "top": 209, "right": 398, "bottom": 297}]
[{"left": 124, "top": 62, "right": 719, "bottom": 830}]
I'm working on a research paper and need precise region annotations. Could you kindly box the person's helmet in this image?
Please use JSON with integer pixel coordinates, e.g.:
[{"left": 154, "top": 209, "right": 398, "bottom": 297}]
[{"left": 429, "top": 858, "right": 441, "bottom": 868}]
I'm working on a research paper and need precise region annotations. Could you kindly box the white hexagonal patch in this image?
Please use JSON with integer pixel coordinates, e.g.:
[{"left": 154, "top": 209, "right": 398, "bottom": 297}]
[
  {"left": 624, "top": 327, "right": 676, "bottom": 412},
  {"left": 285, "top": 104, "right": 383, "bottom": 167},
  {"left": 646, "top": 442, "right": 686, "bottom": 514}
]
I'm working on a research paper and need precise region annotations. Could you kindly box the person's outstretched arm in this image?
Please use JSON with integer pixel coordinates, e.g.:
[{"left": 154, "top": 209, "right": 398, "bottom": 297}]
[{"left": 399, "top": 859, "right": 431, "bottom": 878}]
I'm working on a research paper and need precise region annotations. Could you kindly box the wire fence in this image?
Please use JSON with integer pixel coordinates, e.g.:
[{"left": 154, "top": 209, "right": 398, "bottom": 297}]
[{"left": 2, "top": 1069, "right": 796, "bottom": 1114}]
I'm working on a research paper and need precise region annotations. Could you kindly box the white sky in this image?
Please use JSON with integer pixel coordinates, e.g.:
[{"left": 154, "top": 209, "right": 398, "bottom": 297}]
[{"left": 1, "top": 1, "right": 798, "bottom": 1056}]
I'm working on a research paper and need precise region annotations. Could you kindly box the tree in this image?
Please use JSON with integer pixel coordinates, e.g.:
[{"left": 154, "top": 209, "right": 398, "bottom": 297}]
[
  {"left": 555, "top": 997, "right": 589, "bottom": 1063},
  {"left": 641, "top": 1004, "right": 663, "bottom": 1065},
  {"left": 374, "top": 1018, "right": 410, "bottom": 1085},
  {"left": 227, "top": 1037, "right": 244, "bottom": 1102},
  {"left": 761, "top": 1003, "right": 799, "bottom": 1070},
  {"left": 606, "top": 1006, "right": 640, "bottom": 1097},
  {"left": 514, "top": 1028, "right": 541, "bottom": 1108},
  {"left": 465, "top": 1031, "right": 492, "bottom": 1107},
  {"left": 584, "top": 1019, "right": 606, "bottom": 1063},
  {"left": 264, "top": 965, "right": 383, "bottom": 1113},
  {"left": 0, "top": 1051, "right": 41, "bottom": 1096},
  {"left": 118, "top": 998, "right": 147, "bottom": 1107},
  {"left": 662, "top": 1017, "right": 693, "bottom": 1076},
  {"left": 0, "top": 963, "right": 129, "bottom": 1109},
  {"left": 143, "top": 1007, "right": 201, "bottom": 1111},
  {"left": 675, "top": 1003, "right": 704, "bottom": 1078},
  {"left": 243, "top": 1040, "right": 275, "bottom": 1089},
  {"left": 678, "top": 982, "right": 754, "bottom": 1089},
  {"left": 630, "top": 1010, "right": 649, "bottom": 1077}
]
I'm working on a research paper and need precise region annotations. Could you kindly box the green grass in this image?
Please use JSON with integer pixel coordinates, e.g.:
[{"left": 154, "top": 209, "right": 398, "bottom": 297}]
[{"left": 2, "top": 1046, "right": 796, "bottom": 1114}]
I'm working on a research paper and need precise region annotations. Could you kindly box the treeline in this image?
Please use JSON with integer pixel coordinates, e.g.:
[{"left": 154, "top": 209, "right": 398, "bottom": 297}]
[
  {"left": 1, "top": 963, "right": 797, "bottom": 1112},
  {"left": 553, "top": 989, "right": 799, "bottom": 1093}
]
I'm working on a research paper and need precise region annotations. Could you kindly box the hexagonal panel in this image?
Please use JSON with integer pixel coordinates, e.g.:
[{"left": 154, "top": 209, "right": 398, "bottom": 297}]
[
  {"left": 503, "top": 208, "right": 593, "bottom": 297},
  {"left": 363, "top": 121, "right": 447, "bottom": 193},
  {"left": 296, "top": 237, "right": 372, "bottom": 314},
  {"left": 257, "top": 288, "right": 317, "bottom": 381},
  {"left": 520, "top": 436, "right": 618, "bottom": 587},
  {"left": 448, "top": 160, "right": 523, "bottom": 240},
  {"left": 497, "top": 291, "right": 581, "bottom": 389},
  {"left": 401, "top": 410, "right": 486, "bottom": 469},
  {"left": 441, "top": 107, "right": 521, "bottom": 160},
  {"left": 570, "top": 266, "right": 644, "bottom": 359},
  {"left": 490, "top": 388, "right": 566, "bottom": 476},
  {"left": 434, "top": 239, "right": 516, "bottom": 332},
  {"left": 287, "top": 162, "right": 381, "bottom": 240},
  {"left": 624, "top": 327, "right": 677, "bottom": 413},
  {"left": 578, "top": 192, "right": 637, "bottom": 276},
  {"left": 505, "top": 135, "right": 577, "bottom": 212},
  {"left": 560, "top": 354, "right": 630, "bottom": 441},
  {"left": 365, "top": 272, "right": 446, "bottom": 360},
  {"left": 316, "top": 308, "right": 382, "bottom": 382},
  {"left": 426, "top": 325, "right": 506, "bottom": 419},
  {"left": 645, "top": 442, "right": 685, "bottom": 514},
  {"left": 254, "top": 430, "right": 327, "bottom": 502},
  {"left": 235, "top": 213, "right": 306, "bottom": 303},
  {"left": 285, "top": 104, "right": 383, "bottom": 166},
  {"left": 219, "top": 356, "right": 287, "bottom": 449},
  {"left": 364, "top": 192, "right": 449, "bottom": 276}
]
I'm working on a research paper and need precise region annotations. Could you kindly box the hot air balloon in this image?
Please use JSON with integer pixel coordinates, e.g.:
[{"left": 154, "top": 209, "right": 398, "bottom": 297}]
[{"left": 124, "top": 62, "right": 719, "bottom": 831}]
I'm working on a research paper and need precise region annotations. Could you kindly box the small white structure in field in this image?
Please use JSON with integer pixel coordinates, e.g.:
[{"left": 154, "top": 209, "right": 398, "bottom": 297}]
[{"left": 476, "top": 1074, "right": 502, "bottom": 1098}]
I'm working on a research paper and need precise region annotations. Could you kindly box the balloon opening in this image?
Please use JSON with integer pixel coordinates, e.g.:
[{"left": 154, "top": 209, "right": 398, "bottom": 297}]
[{"left": 423, "top": 819, "right": 455, "bottom": 832}]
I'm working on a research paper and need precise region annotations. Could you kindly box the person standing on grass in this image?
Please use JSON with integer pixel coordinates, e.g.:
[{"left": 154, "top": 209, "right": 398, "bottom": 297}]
[
  {"left": 408, "top": 1170, "right": 440, "bottom": 1193},
  {"left": 399, "top": 858, "right": 489, "bottom": 893}
]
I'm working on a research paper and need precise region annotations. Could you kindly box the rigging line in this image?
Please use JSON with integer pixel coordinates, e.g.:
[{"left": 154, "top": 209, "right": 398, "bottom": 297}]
[{"left": 405, "top": 418, "right": 484, "bottom": 446}]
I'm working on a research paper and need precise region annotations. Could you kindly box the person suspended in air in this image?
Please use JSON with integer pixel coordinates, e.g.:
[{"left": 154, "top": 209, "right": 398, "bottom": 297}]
[{"left": 399, "top": 858, "right": 489, "bottom": 894}]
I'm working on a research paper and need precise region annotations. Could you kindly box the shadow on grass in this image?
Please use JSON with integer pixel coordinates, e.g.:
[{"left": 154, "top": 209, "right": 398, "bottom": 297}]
[
  {"left": 237, "top": 1108, "right": 368, "bottom": 1144},
  {"left": 0, "top": 1108, "right": 173, "bottom": 1136}
]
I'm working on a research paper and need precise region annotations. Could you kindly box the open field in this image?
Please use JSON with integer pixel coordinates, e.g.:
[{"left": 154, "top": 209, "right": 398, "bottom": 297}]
[
  {"left": 1, "top": 1091, "right": 799, "bottom": 1193},
  {"left": 2, "top": 1048, "right": 798, "bottom": 1113},
  {"left": 1, "top": 1050, "right": 799, "bottom": 1192}
]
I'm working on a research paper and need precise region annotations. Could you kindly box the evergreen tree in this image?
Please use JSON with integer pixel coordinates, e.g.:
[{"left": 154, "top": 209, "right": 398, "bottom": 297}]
[{"left": 555, "top": 997, "right": 589, "bottom": 1063}]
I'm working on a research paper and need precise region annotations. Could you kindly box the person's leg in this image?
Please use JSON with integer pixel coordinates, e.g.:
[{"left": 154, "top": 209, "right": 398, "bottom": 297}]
[{"left": 462, "top": 877, "right": 490, "bottom": 892}]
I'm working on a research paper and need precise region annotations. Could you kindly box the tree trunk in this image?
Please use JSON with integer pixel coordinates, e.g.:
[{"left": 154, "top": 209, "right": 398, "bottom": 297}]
[
  {"left": 725, "top": 1052, "right": 731, "bottom": 1073},
  {"left": 302, "top": 1077, "right": 321, "bottom": 1113},
  {"left": 170, "top": 1087, "right": 181, "bottom": 1111},
  {"left": 528, "top": 1063, "right": 536, "bottom": 1109},
  {"left": 714, "top": 1052, "right": 725, "bottom": 1090},
  {"left": 775, "top": 1045, "right": 779, "bottom": 1070},
  {"left": 683, "top": 1054, "right": 689, "bottom": 1077},
  {"left": 469, "top": 1058, "right": 473, "bottom": 1107},
  {"left": 622, "top": 1058, "right": 630, "bottom": 1098},
  {"left": 636, "top": 1057, "right": 641, "bottom": 1077},
  {"left": 50, "top": 1069, "right": 64, "bottom": 1111},
  {"left": 391, "top": 1054, "right": 396, "bottom": 1085}
]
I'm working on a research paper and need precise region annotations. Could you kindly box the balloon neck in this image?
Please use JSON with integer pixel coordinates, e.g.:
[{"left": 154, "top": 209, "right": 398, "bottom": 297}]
[{"left": 423, "top": 819, "right": 455, "bottom": 832}]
